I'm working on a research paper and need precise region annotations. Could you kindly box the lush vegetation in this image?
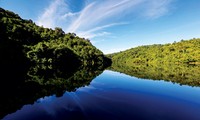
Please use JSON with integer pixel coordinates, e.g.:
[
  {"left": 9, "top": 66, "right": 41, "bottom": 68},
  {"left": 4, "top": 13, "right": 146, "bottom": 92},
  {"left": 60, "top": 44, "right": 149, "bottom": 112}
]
[
  {"left": 0, "top": 7, "right": 111, "bottom": 119},
  {"left": 109, "top": 39, "right": 200, "bottom": 86},
  {"left": 109, "top": 39, "right": 200, "bottom": 65},
  {"left": 2, "top": 7, "right": 200, "bottom": 118},
  {"left": 110, "top": 63, "right": 200, "bottom": 87},
  {"left": 0, "top": 7, "right": 111, "bottom": 68}
]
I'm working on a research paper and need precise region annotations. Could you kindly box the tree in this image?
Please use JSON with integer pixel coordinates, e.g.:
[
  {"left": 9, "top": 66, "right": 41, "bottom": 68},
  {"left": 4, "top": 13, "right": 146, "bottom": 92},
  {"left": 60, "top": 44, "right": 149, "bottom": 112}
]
[{"left": 54, "top": 27, "right": 65, "bottom": 37}]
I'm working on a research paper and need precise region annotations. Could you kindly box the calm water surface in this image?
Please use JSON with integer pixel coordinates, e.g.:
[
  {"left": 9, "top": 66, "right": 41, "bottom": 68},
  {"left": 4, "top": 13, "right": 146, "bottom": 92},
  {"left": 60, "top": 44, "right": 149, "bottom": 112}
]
[{"left": 3, "top": 70, "right": 200, "bottom": 120}]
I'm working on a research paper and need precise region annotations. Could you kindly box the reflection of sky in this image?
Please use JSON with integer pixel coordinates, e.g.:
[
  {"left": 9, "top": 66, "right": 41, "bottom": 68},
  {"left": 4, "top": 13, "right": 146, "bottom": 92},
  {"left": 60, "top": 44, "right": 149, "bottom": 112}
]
[
  {"left": 94, "top": 70, "right": 200, "bottom": 104},
  {"left": 3, "top": 70, "right": 200, "bottom": 120}
]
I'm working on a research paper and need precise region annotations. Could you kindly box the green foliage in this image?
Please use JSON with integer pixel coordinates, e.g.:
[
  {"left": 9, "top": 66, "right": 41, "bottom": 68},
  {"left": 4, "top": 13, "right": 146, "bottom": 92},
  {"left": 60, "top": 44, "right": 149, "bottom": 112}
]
[
  {"left": 109, "top": 39, "right": 200, "bottom": 65},
  {"left": 109, "top": 39, "right": 200, "bottom": 87},
  {"left": 0, "top": 7, "right": 111, "bottom": 67},
  {"left": 25, "top": 40, "right": 79, "bottom": 66},
  {"left": 0, "top": 7, "right": 112, "bottom": 119}
]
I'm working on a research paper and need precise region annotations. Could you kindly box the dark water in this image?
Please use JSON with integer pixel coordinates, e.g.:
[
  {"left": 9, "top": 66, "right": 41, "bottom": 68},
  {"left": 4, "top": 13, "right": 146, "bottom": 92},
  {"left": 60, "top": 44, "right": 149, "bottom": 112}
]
[{"left": 2, "top": 70, "right": 200, "bottom": 120}]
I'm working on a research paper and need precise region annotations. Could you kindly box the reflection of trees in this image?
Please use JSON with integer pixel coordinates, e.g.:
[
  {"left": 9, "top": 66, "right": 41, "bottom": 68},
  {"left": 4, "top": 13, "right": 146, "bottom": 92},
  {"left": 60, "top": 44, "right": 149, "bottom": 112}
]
[
  {"left": 110, "top": 63, "right": 200, "bottom": 87},
  {"left": 0, "top": 7, "right": 112, "bottom": 119},
  {"left": 0, "top": 63, "right": 106, "bottom": 119},
  {"left": 26, "top": 64, "right": 105, "bottom": 94}
]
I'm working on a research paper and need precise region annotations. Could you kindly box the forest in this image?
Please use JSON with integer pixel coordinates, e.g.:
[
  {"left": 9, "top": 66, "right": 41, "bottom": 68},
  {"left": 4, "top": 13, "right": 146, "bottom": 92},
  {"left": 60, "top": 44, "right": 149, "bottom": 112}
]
[
  {"left": 108, "top": 39, "right": 200, "bottom": 65},
  {"left": 109, "top": 38, "right": 200, "bottom": 87},
  {"left": 0, "top": 7, "right": 111, "bottom": 69},
  {"left": 1, "top": 6, "right": 200, "bottom": 119},
  {"left": 0, "top": 7, "right": 111, "bottom": 118}
]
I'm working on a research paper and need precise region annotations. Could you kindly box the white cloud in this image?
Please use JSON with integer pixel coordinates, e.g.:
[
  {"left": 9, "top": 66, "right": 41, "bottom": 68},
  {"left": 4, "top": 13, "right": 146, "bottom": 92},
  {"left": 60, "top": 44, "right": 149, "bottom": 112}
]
[
  {"left": 79, "top": 31, "right": 111, "bottom": 39},
  {"left": 36, "top": 0, "right": 69, "bottom": 28},
  {"left": 66, "top": 0, "right": 143, "bottom": 33},
  {"left": 60, "top": 12, "right": 80, "bottom": 20},
  {"left": 91, "top": 39, "right": 106, "bottom": 44},
  {"left": 144, "top": 0, "right": 173, "bottom": 19},
  {"left": 37, "top": 0, "right": 174, "bottom": 39},
  {"left": 77, "top": 22, "right": 128, "bottom": 39},
  {"left": 84, "top": 22, "right": 128, "bottom": 34}
]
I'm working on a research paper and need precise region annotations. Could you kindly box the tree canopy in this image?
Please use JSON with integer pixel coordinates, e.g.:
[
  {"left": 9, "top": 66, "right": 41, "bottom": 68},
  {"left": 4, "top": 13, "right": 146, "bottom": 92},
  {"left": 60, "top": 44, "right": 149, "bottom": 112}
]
[
  {"left": 0, "top": 7, "right": 111, "bottom": 68},
  {"left": 109, "top": 39, "right": 200, "bottom": 65}
]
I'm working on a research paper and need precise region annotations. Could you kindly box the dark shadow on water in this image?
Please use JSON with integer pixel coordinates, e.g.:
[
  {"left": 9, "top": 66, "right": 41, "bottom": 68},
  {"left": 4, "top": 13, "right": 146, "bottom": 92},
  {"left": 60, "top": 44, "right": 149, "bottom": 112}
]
[
  {"left": 110, "top": 63, "right": 200, "bottom": 87},
  {"left": 0, "top": 62, "right": 106, "bottom": 119}
]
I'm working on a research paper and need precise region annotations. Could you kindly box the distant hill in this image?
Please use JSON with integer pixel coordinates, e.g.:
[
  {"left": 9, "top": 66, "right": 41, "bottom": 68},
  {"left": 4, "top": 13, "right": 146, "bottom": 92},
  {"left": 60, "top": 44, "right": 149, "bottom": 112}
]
[
  {"left": 108, "top": 39, "right": 200, "bottom": 65},
  {"left": 0, "top": 7, "right": 111, "bottom": 68},
  {"left": 109, "top": 39, "right": 200, "bottom": 87}
]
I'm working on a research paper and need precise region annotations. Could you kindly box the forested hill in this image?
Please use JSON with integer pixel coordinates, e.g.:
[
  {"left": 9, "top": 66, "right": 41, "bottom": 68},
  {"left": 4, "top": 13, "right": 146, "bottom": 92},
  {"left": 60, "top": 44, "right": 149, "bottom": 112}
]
[
  {"left": 109, "top": 39, "right": 200, "bottom": 65},
  {"left": 0, "top": 7, "right": 111, "bottom": 67}
]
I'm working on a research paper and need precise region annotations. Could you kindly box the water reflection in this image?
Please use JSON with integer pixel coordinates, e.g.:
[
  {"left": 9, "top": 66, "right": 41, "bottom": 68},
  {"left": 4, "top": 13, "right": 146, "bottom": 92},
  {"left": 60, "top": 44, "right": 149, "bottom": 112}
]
[
  {"left": 2, "top": 70, "right": 200, "bottom": 120},
  {"left": 0, "top": 63, "right": 105, "bottom": 119},
  {"left": 2, "top": 62, "right": 200, "bottom": 120},
  {"left": 110, "top": 63, "right": 200, "bottom": 87}
]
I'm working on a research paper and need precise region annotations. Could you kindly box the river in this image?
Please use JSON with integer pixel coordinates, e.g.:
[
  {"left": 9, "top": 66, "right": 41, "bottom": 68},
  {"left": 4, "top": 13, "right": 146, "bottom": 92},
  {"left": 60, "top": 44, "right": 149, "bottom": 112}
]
[{"left": 3, "top": 70, "right": 200, "bottom": 120}]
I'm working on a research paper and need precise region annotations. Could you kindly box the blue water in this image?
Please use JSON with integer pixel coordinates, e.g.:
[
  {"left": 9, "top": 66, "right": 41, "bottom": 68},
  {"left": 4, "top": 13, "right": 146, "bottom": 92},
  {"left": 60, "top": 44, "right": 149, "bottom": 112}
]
[{"left": 3, "top": 70, "right": 200, "bottom": 120}]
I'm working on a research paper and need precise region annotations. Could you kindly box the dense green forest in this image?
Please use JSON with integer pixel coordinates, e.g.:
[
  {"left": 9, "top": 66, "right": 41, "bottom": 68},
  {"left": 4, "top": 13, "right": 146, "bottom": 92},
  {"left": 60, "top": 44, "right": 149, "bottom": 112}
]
[
  {"left": 109, "top": 39, "right": 200, "bottom": 65},
  {"left": 0, "top": 7, "right": 111, "bottom": 68},
  {"left": 109, "top": 39, "right": 200, "bottom": 87},
  {"left": 0, "top": 7, "right": 112, "bottom": 118}
]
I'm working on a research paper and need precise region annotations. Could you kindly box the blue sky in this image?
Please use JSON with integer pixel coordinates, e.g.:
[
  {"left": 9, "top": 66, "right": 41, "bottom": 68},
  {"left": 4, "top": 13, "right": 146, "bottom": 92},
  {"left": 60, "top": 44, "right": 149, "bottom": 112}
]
[{"left": 1, "top": 0, "right": 200, "bottom": 53}]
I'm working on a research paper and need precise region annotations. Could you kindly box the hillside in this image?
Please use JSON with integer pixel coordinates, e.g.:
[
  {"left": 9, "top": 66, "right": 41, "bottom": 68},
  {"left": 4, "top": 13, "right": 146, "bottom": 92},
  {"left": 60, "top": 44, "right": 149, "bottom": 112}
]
[
  {"left": 109, "top": 39, "right": 200, "bottom": 65},
  {"left": 0, "top": 8, "right": 111, "bottom": 118},
  {"left": 0, "top": 7, "right": 111, "bottom": 68},
  {"left": 109, "top": 39, "right": 200, "bottom": 87}
]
